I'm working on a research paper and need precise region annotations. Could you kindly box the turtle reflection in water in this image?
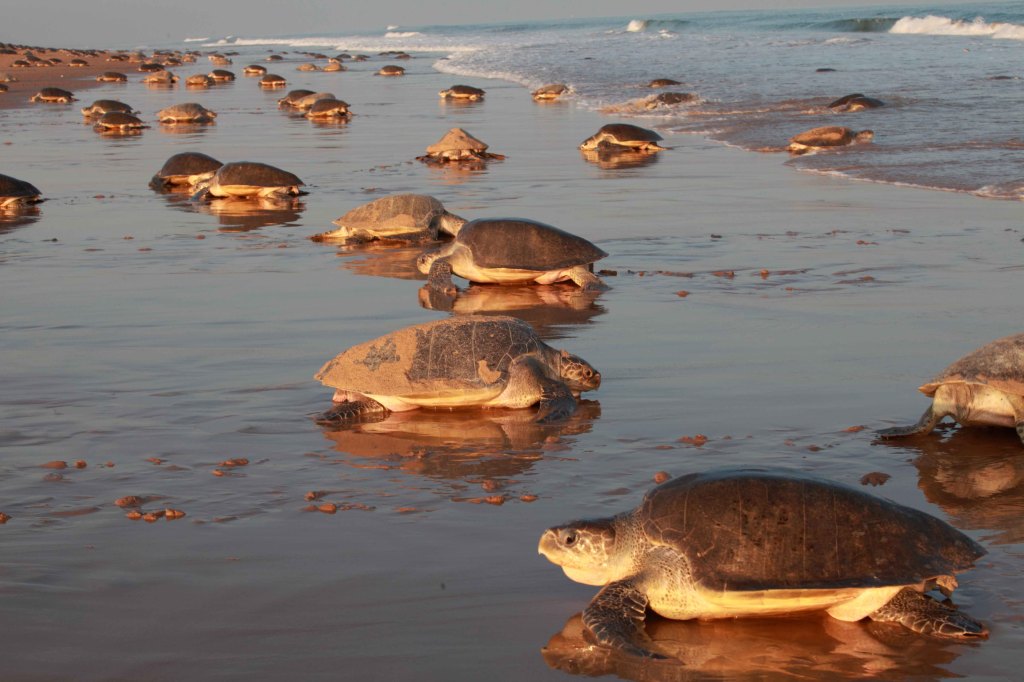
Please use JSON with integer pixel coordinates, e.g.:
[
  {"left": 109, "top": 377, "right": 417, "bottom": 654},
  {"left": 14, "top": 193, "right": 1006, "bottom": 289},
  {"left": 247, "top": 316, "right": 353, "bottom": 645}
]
[
  {"left": 314, "top": 316, "right": 600, "bottom": 425},
  {"left": 539, "top": 469, "right": 987, "bottom": 660}
]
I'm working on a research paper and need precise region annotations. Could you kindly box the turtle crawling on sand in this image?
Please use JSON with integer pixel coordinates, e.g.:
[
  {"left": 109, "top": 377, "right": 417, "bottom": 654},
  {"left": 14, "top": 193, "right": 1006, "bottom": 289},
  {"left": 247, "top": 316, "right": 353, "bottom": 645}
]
[
  {"left": 157, "top": 102, "right": 217, "bottom": 124},
  {"left": 0, "top": 173, "right": 42, "bottom": 208},
  {"left": 439, "top": 85, "right": 485, "bottom": 101},
  {"left": 80, "top": 99, "right": 136, "bottom": 117},
  {"left": 579, "top": 124, "right": 665, "bottom": 152},
  {"left": 305, "top": 98, "right": 351, "bottom": 120},
  {"left": 878, "top": 333, "right": 1024, "bottom": 445},
  {"left": 788, "top": 125, "right": 873, "bottom": 154},
  {"left": 259, "top": 73, "right": 287, "bottom": 88},
  {"left": 29, "top": 87, "right": 76, "bottom": 103},
  {"left": 96, "top": 71, "right": 128, "bottom": 82},
  {"left": 93, "top": 112, "right": 148, "bottom": 133},
  {"left": 417, "top": 128, "right": 505, "bottom": 165},
  {"left": 829, "top": 93, "right": 885, "bottom": 113},
  {"left": 314, "top": 315, "right": 600, "bottom": 424},
  {"left": 149, "top": 151, "right": 223, "bottom": 191},
  {"left": 190, "top": 161, "right": 305, "bottom": 200},
  {"left": 532, "top": 83, "right": 569, "bottom": 101},
  {"left": 143, "top": 70, "right": 178, "bottom": 85},
  {"left": 539, "top": 468, "right": 988, "bottom": 659},
  {"left": 376, "top": 65, "right": 405, "bottom": 76},
  {"left": 417, "top": 218, "right": 608, "bottom": 294},
  {"left": 311, "top": 194, "right": 466, "bottom": 244}
]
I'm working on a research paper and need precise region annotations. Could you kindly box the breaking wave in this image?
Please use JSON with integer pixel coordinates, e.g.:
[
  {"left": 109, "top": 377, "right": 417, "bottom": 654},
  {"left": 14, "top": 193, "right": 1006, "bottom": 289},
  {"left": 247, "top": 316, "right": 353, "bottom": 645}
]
[
  {"left": 890, "top": 14, "right": 1024, "bottom": 40},
  {"left": 625, "top": 18, "right": 690, "bottom": 33}
]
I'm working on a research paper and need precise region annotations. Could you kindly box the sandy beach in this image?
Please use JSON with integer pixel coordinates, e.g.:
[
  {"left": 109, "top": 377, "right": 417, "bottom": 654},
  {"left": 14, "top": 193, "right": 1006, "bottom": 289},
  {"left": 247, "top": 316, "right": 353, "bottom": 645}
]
[{"left": 2, "top": 36, "right": 1024, "bottom": 681}]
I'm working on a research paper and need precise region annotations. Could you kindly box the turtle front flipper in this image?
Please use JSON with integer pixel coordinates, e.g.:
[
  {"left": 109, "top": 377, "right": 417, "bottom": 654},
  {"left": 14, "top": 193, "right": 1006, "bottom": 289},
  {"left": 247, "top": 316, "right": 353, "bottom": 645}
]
[
  {"left": 426, "top": 257, "right": 459, "bottom": 297},
  {"left": 869, "top": 587, "right": 988, "bottom": 638},
  {"left": 535, "top": 379, "right": 577, "bottom": 424},
  {"left": 582, "top": 580, "right": 666, "bottom": 659},
  {"left": 1008, "top": 393, "right": 1024, "bottom": 445},
  {"left": 566, "top": 265, "right": 609, "bottom": 292},
  {"left": 314, "top": 399, "right": 388, "bottom": 425},
  {"left": 876, "top": 405, "right": 945, "bottom": 438}
]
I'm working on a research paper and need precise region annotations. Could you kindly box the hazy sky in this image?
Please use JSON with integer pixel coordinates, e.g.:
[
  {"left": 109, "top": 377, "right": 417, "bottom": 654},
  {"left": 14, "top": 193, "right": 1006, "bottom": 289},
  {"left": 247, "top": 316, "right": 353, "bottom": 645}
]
[{"left": 6, "top": 0, "right": 962, "bottom": 48}]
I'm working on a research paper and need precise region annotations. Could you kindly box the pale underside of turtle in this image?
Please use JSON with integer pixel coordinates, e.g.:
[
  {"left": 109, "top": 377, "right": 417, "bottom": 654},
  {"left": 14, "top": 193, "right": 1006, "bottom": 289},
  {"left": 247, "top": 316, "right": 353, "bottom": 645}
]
[
  {"left": 157, "top": 103, "right": 217, "bottom": 123},
  {"left": 417, "top": 218, "right": 609, "bottom": 296},
  {"left": 191, "top": 161, "right": 305, "bottom": 200},
  {"left": 539, "top": 468, "right": 988, "bottom": 659},
  {"left": 314, "top": 315, "right": 599, "bottom": 425},
  {"left": 417, "top": 128, "right": 505, "bottom": 164},
  {"left": 0, "top": 173, "right": 43, "bottom": 208},
  {"left": 30, "top": 88, "right": 76, "bottom": 103},
  {"left": 579, "top": 124, "right": 665, "bottom": 152},
  {"left": 149, "top": 152, "right": 223, "bottom": 190},
  {"left": 879, "top": 333, "right": 1024, "bottom": 444},
  {"left": 81, "top": 99, "right": 136, "bottom": 116},
  {"left": 310, "top": 194, "right": 466, "bottom": 244},
  {"left": 788, "top": 126, "right": 873, "bottom": 154}
]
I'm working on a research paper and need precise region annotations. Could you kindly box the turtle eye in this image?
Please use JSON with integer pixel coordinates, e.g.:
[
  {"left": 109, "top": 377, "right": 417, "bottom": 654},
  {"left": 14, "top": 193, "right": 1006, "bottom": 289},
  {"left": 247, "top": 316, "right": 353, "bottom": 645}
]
[{"left": 561, "top": 530, "right": 578, "bottom": 547}]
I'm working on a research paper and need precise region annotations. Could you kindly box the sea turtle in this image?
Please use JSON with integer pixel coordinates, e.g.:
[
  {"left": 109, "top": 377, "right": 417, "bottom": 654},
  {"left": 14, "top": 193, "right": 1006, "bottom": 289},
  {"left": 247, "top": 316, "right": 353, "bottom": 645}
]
[
  {"left": 417, "top": 127, "right": 505, "bottom": 164},
  {"left": 290, "top": 92, "right": 335, "bottom": 111},
  {"left": 93, "top": 112, "right": 147, "bottom": 132},
  {"left": 311, "top": 194, "right": 466, "bottom": 244},
  {"left": 69, "top": 58, "right": 89, "bottom": 67},
  {"left": 579, "top": 124, "right": 665, "bottom": 152},
  {"left": 878, "top": 333, "right": 1024, "bottom": 445},
  {"left": 157, "top": 102, "right": 217, "bottom": 123},
  {"left": 208, "top": 54, "right": 232, "bottom": 65},
  {"left": 80, "top": 99, "right": 135, "bottom": 117},
  {"left": 417, "top": 218, "right": 609, "bottom": 292},
  {"left": 532, "top": 83, "right": 569, "bottom": 101},
  {"left": 143, "top": 70, "right": 178, "bottom": 85},
  {"left": 788, "top": 126, "right": 873, "bottom": 154},
  {"left": 190, "top": 161, "right": 305, "bottom": 200},
  {"left": 376, "top": 65, "right": 405, "bottom": 76},
  {"left": 644, "top": 92, "right": 698, "bottom": 109},
  {"left": 305, "top": 98, "right": 351, "bottom": 119},
  {"left": 243, "top": 64, "right": 267, "bottom": 76},
  {"left": 829, "top": 93, "right": 885, "bottom": 113},
  {"left": 138, "top": 63, "right": 164, "bottom": 72},
  {"left": 539, "top": 468, "right": 988, "bottom": 659},
  {"left": 149, "top": 151, "right": 223, "bottom": 190},
  {"left": 322, "top": 61, "right": 346, "bottom": 72},
  {"left": 647, "top": 78, "right": 681, "bottom": 88},
  {"left": 29, "top": 87, "right": 76, "bottom": 103},
  {"left": 313, "top": 315, "right": 601, "bottom": 424},
  {"left": 276, "top": 89, "right": 315, "bottom": 106},
  {"left": 259, "top": 74, "right": 287, "bottom": 88},
  {"left": 186, "top": 74, "right": 213, "bottom": 87},
  {"left": 440, "top": 85, "right": 485, "bottom": 101},
  {"left": 96, "top": 71, "right": 128, "bottom": 82},
  {"left": 296, "top": 63, "right": 320, "bottom": 72},
  {"left": 0, "top": 173, "right": 42, "bottom": 208},
  {"left": 208, "top": 69, "right": 235, "bottom": 82},
  {"left": 266, "top": 54, "right": 284, "bottom": 62}
]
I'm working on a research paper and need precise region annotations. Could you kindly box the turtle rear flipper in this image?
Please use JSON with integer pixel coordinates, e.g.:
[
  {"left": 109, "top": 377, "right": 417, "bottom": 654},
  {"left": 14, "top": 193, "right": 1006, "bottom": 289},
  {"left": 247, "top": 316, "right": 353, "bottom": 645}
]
[
  {"left": 870, "top": 587, "right": 988, "bottom": 638},
  {"left": 582, "top": 580, "right": 667, "bottom": 659},
  {"left": 877, "top": 405, "right": 945, "bottom": 438}
]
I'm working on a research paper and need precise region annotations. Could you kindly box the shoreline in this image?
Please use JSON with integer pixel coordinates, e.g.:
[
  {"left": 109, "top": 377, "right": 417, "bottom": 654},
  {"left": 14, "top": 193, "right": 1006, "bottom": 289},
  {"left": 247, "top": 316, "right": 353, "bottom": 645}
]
[{"left": 0, "top": 48, "right": 140, "bottom": 111}]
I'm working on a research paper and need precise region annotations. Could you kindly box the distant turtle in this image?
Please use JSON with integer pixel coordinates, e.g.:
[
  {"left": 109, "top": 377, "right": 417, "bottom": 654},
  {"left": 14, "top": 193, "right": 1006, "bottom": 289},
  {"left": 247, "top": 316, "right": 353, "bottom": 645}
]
[
  {"left": 539, "top": 468, "right": 988, "bottom": 659},
  {"left": 94, "top": 112, "right": 148, "bottom": 132},
  {"left": 208, "top": 69, "right": 235, "bottom": 82},
  {"left": 305, "top": 98, "right": 351, "bottom": 119},
  {"left": 296, "top": 63, "right": 320, "bottom": 72},
  {"left": 80, "top": 99, "right": 135, "bottom": 117},
  {"left": 290, "top": 91, "right": 335, "bottom": 111},
  {"left": 260, "top": 74, "right": 287, "bottom": 88},
  {"left": 878, "top": 333, "right": 1024, "bottom": 445},
  {"left": 644, "top": 92, "right": 697, "bottom": 109},
  {"left": 266, "top": 54, "right": 284, "bottom": 62},
  {"left": 157, "top": 102, "right": 217, "bottom": 123},
  {"left": 243, "top": 64, "right": 267, "bottom": 76},
  {"left": 0, "top": 84, "right": 7, "bottom": 93},
  {"left": 29, "top": 87, "right": 76, "bottom": 103},
  {"left": 417, "top": 127, "right": 505, "bottom": 164},
  {"left": 311, "top": 194, "right": 466, "bottom": 243},
  {"left": 579, "top": 123, "right": 665, "bottom": 152},
  {"left": 788, "top": 125, "right": 873, "bottom": 154},
  {"left": 532, "top": 83, "right": 569, "bottom": 101},
  {"left": 647, "top": 78, "right": 681, "bottom": 88},
  {"left": 376, "top": 65, "right": 405, "bottom": 76},
  {"left": 0, "top": 173, "right": 42, "bottom": 208},
  {"left": 138, "top": 63, "right": 165, "bottom": 72},
  {"left": 322, "top": 61, "right": 346, "bottom": 72},
  {"left": 69, "top": 58, "right": 89, "bottom": 67},
  {"left": 277, "top": 89, "right": 315, "bottom": 106},
  {"left": 208, "top": 54, "right": 232, "bottom": 65},
  {"left": 440, "top": 85, "right": 485, "bottom": 101},
  {"left": 829, "top": 93, "right": 885, "bottom": 112},
  {"left": 149, "top": 151, "right": 223, "bottom": 190},
  {"left": 143, "top": 70, "right": 178, "bottom": 85},
  {"left": 186, "top": 74, "right": 213, "bottom": 87},
  {"left": 313, "top": 315, "right": 601, "bottom": 424},
  {"left": 417, "top": 218, "right": 609, "bottom": 293},
  {"left": 191, "top": 161, "right": 305, "bottom": 200},
  {"left": 96, "top": 71, "right": 128, "bottom": 82}
]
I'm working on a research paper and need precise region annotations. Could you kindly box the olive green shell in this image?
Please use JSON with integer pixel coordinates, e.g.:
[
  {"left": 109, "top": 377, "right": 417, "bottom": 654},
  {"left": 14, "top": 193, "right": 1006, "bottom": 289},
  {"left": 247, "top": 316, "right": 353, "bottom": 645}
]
[
  {"left": 213, "top": 162, "right": 303, "bottom": 189},
  {"left": 456, "top": 218, "right": 607, "bottom": 271},
  {"left": 635, "top": 469, "right": 985, "bottom": 592},
  {"left": 920, "top": 333, "right": 1024, "bottom": 397},
  {"left": 335, "top": 194, "right": 448, "bottom": 232},
  {"left": 151, "top": 152, "right": 223, "bottom": 183}
]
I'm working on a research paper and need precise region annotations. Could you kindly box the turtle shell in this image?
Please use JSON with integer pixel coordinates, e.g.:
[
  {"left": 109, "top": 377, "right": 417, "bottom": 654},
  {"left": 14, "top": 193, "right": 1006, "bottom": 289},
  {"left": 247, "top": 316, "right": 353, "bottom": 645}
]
[
  {"left": 442, "top": 85, "right": 485, "bottom": 97},
  {"left": 920, "top": 333, "right": 1024, "bottom": 397},
  {"left": 790, "top": 126, "right": 855, "bottom": 147},
  {"left": 426, "top": 128, "right": 489, "bottom": 154},
  {"left": 153, "top": 152, "right": 223, "bottom": 180},
  {"left": 456, "top": 218, "right": 607, "bottom": 271},
  {"left": 278, "top": 89, "right": 314, "bottom": 106},
  {"left": 214, "top": 162, "right": 303, "bottom": 189},
  {"left": 0, "top": 173, "right": 41, "bottom": 199},
  {"left": 81, "top": 99, "right": 134, "bottom": 116},
  {"left": 307, "top": 98, "right": 350, "bottom": 117},
  {"left": 158, "top": 103, "right": 215, "bottom": 121},
  {"left": 315, "top": 316, "right": 550, "bottom": 401},
  {"left": 597, "top": 123, "right": 662, "bottom": 144},
  {"left": 638, "top": 469, "right": 985, "bottom": 592},
  {"left": 96, "top": 112, "right": 144, "bottom": 128},
  {"left": 35, "top": 87, "right": 75, "bottom": 101},
  {"left": 96, "top": 72, "right": 128, "bottom": 82},
  {"left": 335, "top": 194, "right": 447, "bottom": 232}
]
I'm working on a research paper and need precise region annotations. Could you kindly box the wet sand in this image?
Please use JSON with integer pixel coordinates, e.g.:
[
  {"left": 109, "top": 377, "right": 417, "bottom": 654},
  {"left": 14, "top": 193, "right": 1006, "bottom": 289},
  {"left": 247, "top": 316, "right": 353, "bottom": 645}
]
[{"left": 2, "top": 42, "right": 1023, "bottom": 681}]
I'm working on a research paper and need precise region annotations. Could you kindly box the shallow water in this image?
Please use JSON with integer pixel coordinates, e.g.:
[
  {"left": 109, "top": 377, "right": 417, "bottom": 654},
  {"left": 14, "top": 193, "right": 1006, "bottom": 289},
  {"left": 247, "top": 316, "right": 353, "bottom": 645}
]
[{"left": 2, "top": 48, "right": 1024, "bottom": 680}]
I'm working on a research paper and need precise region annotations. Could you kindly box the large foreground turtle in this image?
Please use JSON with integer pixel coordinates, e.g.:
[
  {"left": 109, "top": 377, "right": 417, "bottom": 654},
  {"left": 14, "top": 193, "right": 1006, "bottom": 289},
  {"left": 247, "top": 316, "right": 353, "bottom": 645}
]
[
  {"left": 417, "top": 218, "right": 608, "bottom": 293},
  {"left": 314, "top": 315, "right": 600, "bottom": 424},
  {"left": 191, "top": 161, "right": 305, "bottom": 200},
  {"left": 311, "top": 194, "right": 466, "bottom": 243},
  {"left": 879, "top": 333, "right": 1024, "bottom": 444},
  {"left": 788, "top": 125, "right": 873, "bottom": 154},
  {"left": 0, "top": 173, "right": 42, "bottom": 208},
  {"left": 539, "top": 468, "right": 988, "bottom": 659},
  {"left": 579, "top": 124, "right": 665, "bottom": 152},
  {"left": 149, "top": 151, "right": 223, "bottom": 190}
]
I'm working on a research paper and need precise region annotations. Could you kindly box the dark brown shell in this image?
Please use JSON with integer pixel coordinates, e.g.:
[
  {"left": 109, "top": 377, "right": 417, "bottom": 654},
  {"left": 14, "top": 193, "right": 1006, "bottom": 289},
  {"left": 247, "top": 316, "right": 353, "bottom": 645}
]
[
  {"left": 921, "top": 333, "right": 1024, "bottom": 397},
  {"left": 457, "top": 218, "right": 607, "bottom": 271},
  {"left": 96, "top": 112, "right": 144, "bottom": 127},
  {"left": 214, "top": 162, "right": 303, "bottom": 188},
  {"left": 307, "top": 98, "right": 350, "bottom": 116},
  {"left": 790, "top": 126, "right": 855, "bottom": 147},
  {"left": 595, "top": 123, "right": 662, "bottom": 143},
  {"left": 0, "top": 173, "right": 41, "bottom": 199},
  {"left": 82, "top": 99, "right": 134, "bottom": 115},
  {"left": 638, "top": 469, "right": 984, "bottom": 591},
  {"left": 153, "top": 152, "right": 223, "bottom": 179}
]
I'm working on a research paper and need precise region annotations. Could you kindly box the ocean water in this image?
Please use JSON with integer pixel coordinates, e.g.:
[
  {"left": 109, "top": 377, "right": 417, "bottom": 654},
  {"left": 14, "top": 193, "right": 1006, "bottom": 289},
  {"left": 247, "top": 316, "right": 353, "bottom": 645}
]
[{"left": 192, "top": 2, "right": 1024, "bottom": 200}]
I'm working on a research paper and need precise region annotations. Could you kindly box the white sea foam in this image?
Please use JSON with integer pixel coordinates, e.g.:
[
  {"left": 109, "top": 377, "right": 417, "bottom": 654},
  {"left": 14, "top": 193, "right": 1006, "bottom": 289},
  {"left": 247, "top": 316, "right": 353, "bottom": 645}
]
[
  {"left": 386, "top": 25, "right": 399, "bottom": 31},
  {"left": 890, "top": 15, "right": 1024, "bottom": 40},
  {"left": 385, "top": 31, "right": 424, "bottom": 38},
  {"left": 183, "top": 37, "right": 209, "bottom": 43},
  {"left": 626, "top": 19, "right": 648, "bottom": 32}
]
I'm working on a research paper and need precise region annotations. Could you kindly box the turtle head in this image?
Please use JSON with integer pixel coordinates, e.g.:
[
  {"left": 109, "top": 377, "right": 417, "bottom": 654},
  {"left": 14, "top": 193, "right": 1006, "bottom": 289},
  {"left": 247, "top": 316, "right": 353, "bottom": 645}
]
[
  {"left": 416, "top": 248, "right": 443, "bottom": 275},
  {"left": 578, "top": 134, "right": 601, "bottom": 151},
  {"left": 558, "top": 350, "right": 601, "bottom": 393},
  {"left": 539, "top": 517, "right": 632, "bottom": 585},
  {"left": 433, "top": 211, "right": 466, "bottom": 237}
]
